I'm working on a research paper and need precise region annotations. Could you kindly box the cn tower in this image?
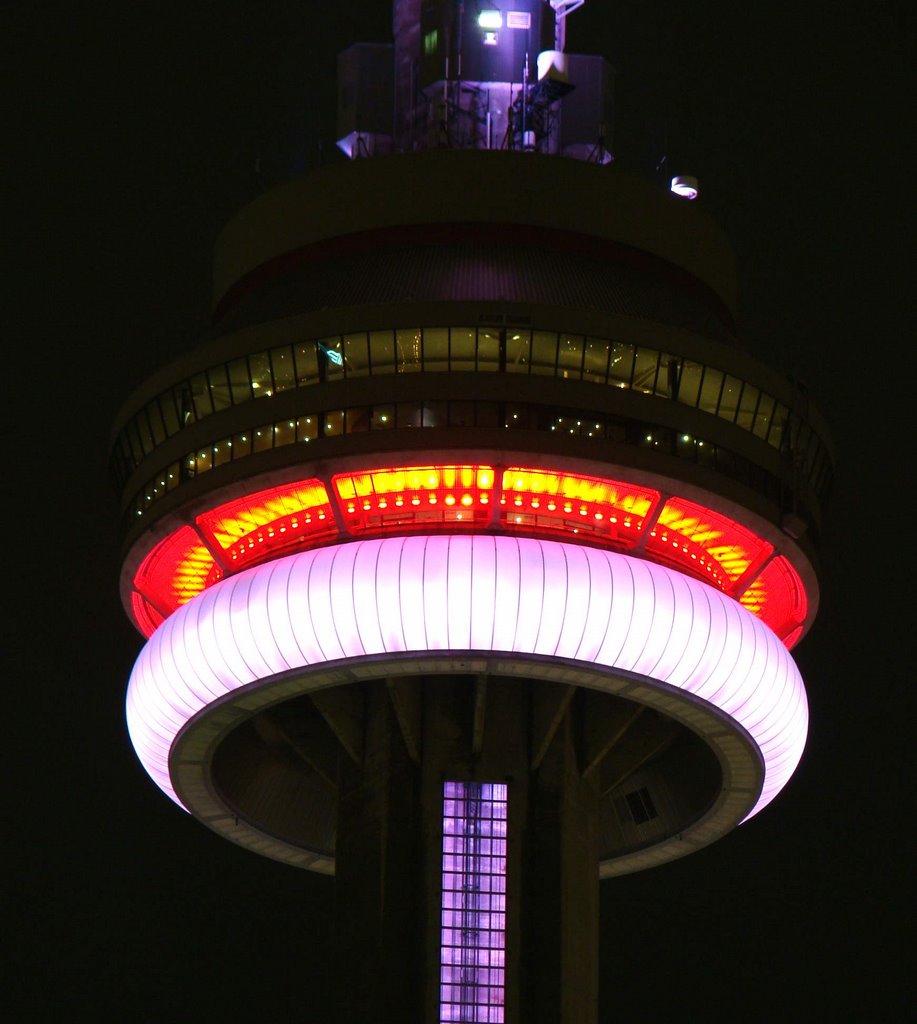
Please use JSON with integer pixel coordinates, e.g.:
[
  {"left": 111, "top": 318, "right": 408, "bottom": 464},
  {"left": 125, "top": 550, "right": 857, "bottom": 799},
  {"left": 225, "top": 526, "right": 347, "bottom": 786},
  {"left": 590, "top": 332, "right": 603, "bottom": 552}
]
[{"left": 111, "top": 2, "right": 831, "bottom": 1020}]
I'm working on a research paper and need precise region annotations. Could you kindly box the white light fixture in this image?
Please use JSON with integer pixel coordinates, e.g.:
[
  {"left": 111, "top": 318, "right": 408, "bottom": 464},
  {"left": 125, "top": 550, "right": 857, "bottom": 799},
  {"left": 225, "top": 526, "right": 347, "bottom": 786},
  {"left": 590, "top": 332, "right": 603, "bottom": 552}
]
[
  {"left": 670, "top": 175, "right": 700, "bottom": 200},
  {"left": 478, "top": 10, "right": 503, "bottom": 29}
]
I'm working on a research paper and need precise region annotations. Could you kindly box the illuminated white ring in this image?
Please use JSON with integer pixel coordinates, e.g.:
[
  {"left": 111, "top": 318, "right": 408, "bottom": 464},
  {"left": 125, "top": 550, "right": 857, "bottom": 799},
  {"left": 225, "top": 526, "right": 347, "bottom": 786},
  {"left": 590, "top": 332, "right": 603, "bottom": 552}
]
[{"left": 126, "top": 535, "right": 807, "bottom": 821}]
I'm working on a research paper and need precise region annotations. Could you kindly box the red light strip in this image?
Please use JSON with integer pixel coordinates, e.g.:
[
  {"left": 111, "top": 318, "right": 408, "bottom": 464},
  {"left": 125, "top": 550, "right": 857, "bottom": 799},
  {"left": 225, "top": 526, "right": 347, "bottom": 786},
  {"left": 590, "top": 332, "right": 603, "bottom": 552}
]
[
  {"left": 133, "top": 525, "right": 221, "bottom": 623},
  {"left": 739, "top": 555, "right": 807, "bottom": 646},
  {"left": 130, "top": 465, "right": 808, "bottom": 646},
  {"left": 645, "top": 497, "right": 773, "bottom": 593},
  {"left": 500, "top": 468, "right": 658, "bottom": 549},
  {"left": 195, "top": 479, "right": 335, "bottom": 571}
]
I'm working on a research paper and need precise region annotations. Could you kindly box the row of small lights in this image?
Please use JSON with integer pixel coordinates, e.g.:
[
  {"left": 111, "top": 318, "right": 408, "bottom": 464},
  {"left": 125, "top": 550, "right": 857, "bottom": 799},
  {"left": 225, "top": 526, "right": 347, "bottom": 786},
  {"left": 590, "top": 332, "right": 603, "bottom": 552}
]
[
  {"left": 135, "top": 414, "right": 717, "bottom": 515},
  {"left": 227, "top": 509, "right": 331, "bottom": 562}
]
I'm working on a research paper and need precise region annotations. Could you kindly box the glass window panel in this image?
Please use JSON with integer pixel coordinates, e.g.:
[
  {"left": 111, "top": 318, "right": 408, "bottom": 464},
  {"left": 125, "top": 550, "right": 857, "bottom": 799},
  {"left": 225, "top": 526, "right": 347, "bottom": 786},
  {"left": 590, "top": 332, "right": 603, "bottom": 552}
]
[
  {"left": 753, "top": 393, "right": 776, "bottom": 440},
  {"left": 159, "top": 390, "right": 180, "bottom": 436},
  {"left": 477, "top": 328, "right": 499, "bottom": 371},
  {"left": 233, "top": 430, "right": 252, "bottom": 458},
  {"left": 423, "top": 327, "right": 449, "bottom": 371},
  {"left": 656, "top": 354, "right": 683, "bottom": 398},
  {"left": 371, "top": 405, "right": 395, "bottom": 429},
  {"left": 369, "top": 330, "right": 395, "bottom": 374},
  {"left": 270, "top": 345, "right": 296, "bottom": 393},
  {"left": 274, "top": 419, "right": 296, "bottom": 447},
  {"left": 146, "top": 402, "right": 166, "bottom": 445},
  {"left": 677, "top": 360, "right": 703, "bottom": 406},
  {"left": 698, "top": 367, "right": 723, "bottom": 414},
  {"left": 294, "top": 341, "right": 319, "bottom": 386},
  {"left": 297, "top": 415, "right": 318, "bottom": 442},
  {"left": 696, "top": 438, "right": 716, "bottom": 468},
  {"left": 396, "top": 328, "right": 422, "bottom": 372},
  {"left": 718, "top": 374, "right": 743, "bottom": 422},
  {"left": 632, "top": 347, "right": 660, "bottom": 393},
  {"left": 207, "top": 364, "right": 232, "bottom": 412},
  {"left": 343, "top": 332, "right": 370, "bottom": 377},
  {"left": 608, "top": 342, "right": 634, "bottom": 387},
  {"left": 345, "top": 407, "right": 370, "bottom": 432},
  {"left": 190, "top": 373, "right": 213, "bottom": 419},
  {"left": 228, "top": 358, "right": 252, "bottom": 405},
  {"left": 736, "top": 383, "right": 760, "bottom": 431},
  {"left": 196, "top": 446, "right": 213, "bottom": 473},
  {"left": 176, "top": 384, "right": 194, "bottom": 425},
  {"left": 769, "top": 404, "right": 789, "bottom": 449},
  {"left": 449, "top": 327, "right": 475, "bottom": 371},
  {"left": 530, "top": 331, "right": 557, "bottom": 375},
  {"left": 249, "top": 351, "right": 272, "bottom": 396},
  {"left": 117, "top": 433, "right": 134, "bottom": 470},
  {"left": 583, "top": 337, "right": 610, "bottom": 382},
  {"left": 252, "top": 425, "right": 273, "bottom": 453},
  {"left": 135, "top": 412, "right": 155, "bottom": 454},
  {"left": 126, "top": 421, "right": 145, "bottom": 464},
  {"left": 213, "top": 437, "right": 232, "bottom": 467},
  {"left": 557, "top": 333, "right": 584, "bottom": 379},
  {"left": 476, "top": 402, "right": 499, "bottom": 427},
  {"left": 397, "top": 402, "right": 421, "bottom": 427},
  {"left": 318, "top": 337, "right": 344, "bottom": 381},
  {"left": 505, "top": 329, "right": 530, "bottom": 373},
  {"left": 423, "top": 400, "right": 447, "bottom": 426},
  {"left": 324, "top": 409, "right": 344, "bottom": 436},
  {"left": 450, "top": 401, "right": 476, "bottom": 426}
]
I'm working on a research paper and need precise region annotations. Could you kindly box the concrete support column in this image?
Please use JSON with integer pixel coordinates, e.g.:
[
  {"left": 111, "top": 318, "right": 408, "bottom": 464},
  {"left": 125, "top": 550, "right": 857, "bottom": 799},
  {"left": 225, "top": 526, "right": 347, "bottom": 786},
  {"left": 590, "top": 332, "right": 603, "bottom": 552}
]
[
  {"left": 522, "top": 711, "right": 600, "bottom": 1024},
  {"left": 334, "top": 685, "right": 425, "bottom": 1022}
]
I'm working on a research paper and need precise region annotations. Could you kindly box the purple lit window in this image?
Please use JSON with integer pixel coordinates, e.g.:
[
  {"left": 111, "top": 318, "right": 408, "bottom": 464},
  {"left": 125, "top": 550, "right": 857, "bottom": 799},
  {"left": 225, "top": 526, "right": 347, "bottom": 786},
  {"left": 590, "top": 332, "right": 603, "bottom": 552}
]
[{"left": 440, "top": 781, "right": 507, "bottom": 1023}]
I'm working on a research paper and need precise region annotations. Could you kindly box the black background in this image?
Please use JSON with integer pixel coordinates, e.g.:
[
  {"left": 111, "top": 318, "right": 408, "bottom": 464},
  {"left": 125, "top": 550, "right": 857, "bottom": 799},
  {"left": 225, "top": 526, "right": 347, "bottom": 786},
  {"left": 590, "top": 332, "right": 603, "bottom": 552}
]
[{"left": 6, "top": 1, "right": 911, "bottom": 1019}]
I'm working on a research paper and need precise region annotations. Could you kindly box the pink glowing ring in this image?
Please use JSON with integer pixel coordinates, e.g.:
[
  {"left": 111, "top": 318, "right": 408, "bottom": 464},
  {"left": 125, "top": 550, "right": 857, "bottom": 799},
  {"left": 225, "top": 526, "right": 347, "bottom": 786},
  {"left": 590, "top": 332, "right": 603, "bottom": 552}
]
[{"left": 126, "top": 535, "right": 807, "bottom": 820}]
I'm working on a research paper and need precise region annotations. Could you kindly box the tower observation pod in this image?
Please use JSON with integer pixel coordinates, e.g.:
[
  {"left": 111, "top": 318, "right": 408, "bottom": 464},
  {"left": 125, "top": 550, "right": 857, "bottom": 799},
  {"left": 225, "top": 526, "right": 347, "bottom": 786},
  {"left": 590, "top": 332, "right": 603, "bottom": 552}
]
[{"left": 111, "top": 2, "right": 832, "bottom": 1020}]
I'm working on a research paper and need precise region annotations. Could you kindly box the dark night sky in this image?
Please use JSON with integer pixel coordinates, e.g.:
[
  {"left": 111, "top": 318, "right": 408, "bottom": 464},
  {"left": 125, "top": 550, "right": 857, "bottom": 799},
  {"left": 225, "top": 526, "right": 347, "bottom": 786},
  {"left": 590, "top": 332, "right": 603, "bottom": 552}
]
[{"left": 5, "top": 1, "right": 912, "bottom": 1019}]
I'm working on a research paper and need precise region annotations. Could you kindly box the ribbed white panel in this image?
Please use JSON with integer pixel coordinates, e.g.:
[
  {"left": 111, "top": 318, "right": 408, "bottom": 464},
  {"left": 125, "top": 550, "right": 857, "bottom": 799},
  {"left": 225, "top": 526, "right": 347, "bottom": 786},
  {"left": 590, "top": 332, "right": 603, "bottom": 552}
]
[{"left": 126, "top": 536, "right": 808, "bottom": 819}]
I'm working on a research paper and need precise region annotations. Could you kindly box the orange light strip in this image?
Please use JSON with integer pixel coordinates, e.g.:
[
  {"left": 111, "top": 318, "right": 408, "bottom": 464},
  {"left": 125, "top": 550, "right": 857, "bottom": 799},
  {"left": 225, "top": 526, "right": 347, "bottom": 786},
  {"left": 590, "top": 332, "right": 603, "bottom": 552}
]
[
  {"left": 333, "top": 465, "right": 494, "bottom": 533},
  {"left": 500, "top": 468, "right": 659, "bottom": 550},
  {"left": 645, "top": 497, "right": 773, "bottom": 593},
  {"left": 129, "top": 465, "right": 808, "bottom": 647},
  {"left": 195, "top": 479, "right": 335, "bottom": 571}
]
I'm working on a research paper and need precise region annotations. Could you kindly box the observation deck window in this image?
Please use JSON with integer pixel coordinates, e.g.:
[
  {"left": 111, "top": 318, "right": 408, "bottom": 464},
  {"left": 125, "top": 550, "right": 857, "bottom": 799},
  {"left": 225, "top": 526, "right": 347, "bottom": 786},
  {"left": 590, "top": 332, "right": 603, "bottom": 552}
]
[
  {"left": 249, "top": 351, "right": 273, "bottom": 395},
  {"left": 736, "top": 383, "right": 760, "bottom": 431},
  {"left": 270, "top": 344, "right": 296, "bottom": 392},
  {"left": 505, "top": 330, "right": 530, "bottom": 372},
  {"left": 531, "top": 330, "right": 558, "bottom": 375},
  {"left": 228, "top": 356, "right": 253, "bottom": 405},
  {"left": 608, "top": 341, "right": 634, "bottom": 387},
  {"left": 343, "top": 331, "right": 370, "bottom": 377},
  {"left": 719, "top": 374, "right": 743, "bottom": 423},
  {"left": 424, "top": 327, "right": 450, "bottom": 371},
  {"left": 324, "top": 410, "right": 345, "bottom": 436},
  {"left": 632, "top": 347, "right": 660, "bottom": 393},
  {"left": 396, "top": 328, "right": 422, "bottom": 371},
  {"left": 369, "top": 329, "right": 396, "bottom": 372},
  {"left": 297, "top": 415, "right": 318, "bottom": 442},
  {"left": 583, "top": 336, "right": 610, "bottom": 382},
  {"left": 207, "top": 364, "right": 232, "bottom": 411},
  {"left": 558, "top": 332, "right": 585, "bottom": 379},
  {"left": 476, "top": 328, "right": 500, "bottom": 371},
  {"left": 450, "top": 327, "right": 477, "bottom": 371},
  {"left": 698, "top": 366, "right": 724, "bottom": 415},
  {"left": 294, "top": 340, "right": 319, "bottom": 385},
  {"left": 676, "top": 358, "right": 703, "bottom": 406}
]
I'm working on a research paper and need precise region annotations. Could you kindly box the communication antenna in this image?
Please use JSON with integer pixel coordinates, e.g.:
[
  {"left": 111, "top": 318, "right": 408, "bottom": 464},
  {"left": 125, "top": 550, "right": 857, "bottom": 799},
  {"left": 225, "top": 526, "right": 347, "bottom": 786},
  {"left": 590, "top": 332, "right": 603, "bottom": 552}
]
[{"left": 549, "top": 0, "right": 586, "bottom": 50}]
